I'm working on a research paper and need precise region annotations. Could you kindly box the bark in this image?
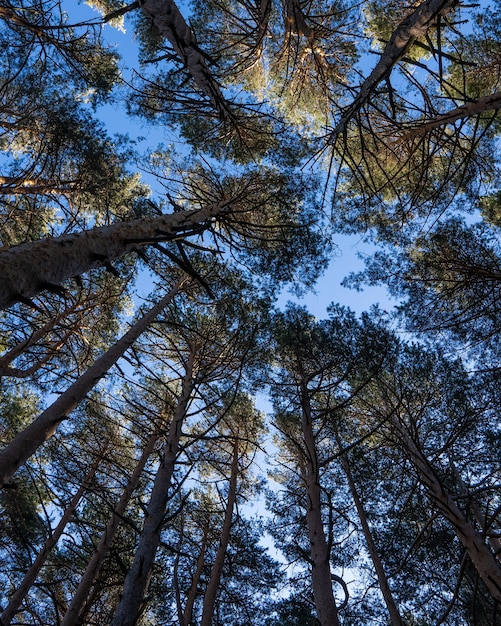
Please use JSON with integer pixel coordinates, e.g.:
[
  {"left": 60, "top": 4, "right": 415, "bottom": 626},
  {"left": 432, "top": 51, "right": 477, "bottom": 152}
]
[
  {"left": 200, "top": 441, "right": 239, "bottom": 626},
  {"left": 0, "top": 202, "right": 227, "bottom": 309},
  {"left": 182, "top": 529, "right": 208, "bottom": 626},
  {"left": 403, "top": 91, "right": 501, "bottom": 138},
  {"left": 339, "top": 449, "right": 404, "bottom": 626},
  {"left": 1, "top": 455, "right": 101, "bottom": 625},
  {"left": 391, "top": 416, "right": 501, "bottom": 603},
  {"left": 448, "top": 457, "right": 501, "bottom": 561},
  {"left": 0, "top": 279, "right": 185, "bottom": 488},
  {"left": 138, "top": 0, "right": 232, "bottom": 121},
  {"left": 331, "top": 0, "right": 457, "bottom": 141},
  {"left": 300, "top": 380, "right": 340, "bottom": 626},
  {"left": 60, "top": 433, "right": 160, "bottom": 626},
  {"left": 110, "top": 348, "right": 196, "bottom": 626}
]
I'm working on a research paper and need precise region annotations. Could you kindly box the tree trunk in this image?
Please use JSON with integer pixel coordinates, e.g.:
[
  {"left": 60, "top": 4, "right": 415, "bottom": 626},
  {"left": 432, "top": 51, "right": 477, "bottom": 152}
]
[
  {"left": 1, "top": 454, "right": 102, "bottom": 625},
  {"left": 200, "top": 440, "right": 239, "bottom": 626},
  {"left": 138, "top": 0, "right": 232, "bottom": 121},
  {"left": 403, "top": 91, "right": 501, "bottom": 138},
  {"left": 60, "top": 433, "right": 160, "bottom": 626},
  {"left": 331, "top": 0, "right": 457, "bottom": 141},
  {"left": 0, "top": 279, "right": 185, "bottom": 487},
  {"left": 391, "top": 416, "right": 501, "bottom": 603},
  {"left": 300, "top": 381, "right": 340, "bottom": 626},
  {"left": 182, "top": 529, "right": 208, "bottom": 626},
  {"left": 0, "top": 203, "right": 226, "bottom": 309},
  {"left": 339, "top": 449, "right": 404, "bottom": 626},
  {"left": 110, "top": 348, "right": 196, "bottom": 626}
]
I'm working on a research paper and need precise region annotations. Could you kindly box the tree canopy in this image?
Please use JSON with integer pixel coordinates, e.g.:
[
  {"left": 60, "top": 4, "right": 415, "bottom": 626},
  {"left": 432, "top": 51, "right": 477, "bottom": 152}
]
[{"left": 1, "top": 0, "right": 501, "bottom": 623}]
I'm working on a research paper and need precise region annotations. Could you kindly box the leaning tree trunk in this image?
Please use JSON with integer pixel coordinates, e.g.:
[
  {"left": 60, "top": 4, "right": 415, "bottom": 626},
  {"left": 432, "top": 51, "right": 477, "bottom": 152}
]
[
  {"left": 138, "top": 0, "right": 233, "bottom": 122},
  {"left": 110, "top": 348, "right": 196, "bottom": 626},
  {"left": 331, "top": 0, "right": 458, "bottom": 142},
  {"left": 338, "top": 448, "right": 404, "bottom": 626},
  {"left": 200, "top": 440, "right": 239, "bottom": 626},
  {"left": 0, "top": 203, "right": 226, "bottom": 309},
  {"left": 60, "top": 432, "right": 161, "bottom": 626},
  {"left": 0, "top": 279, "right": 186, "bottom": 488},
  {"left": 300, "top": 381, "right": 340, "bottom": 626},
  {"left": 1, "top": 454, "right": 102, "bottom": 625},
  {"left": 390, "top": 415, "right": 501, "bottom": 603}
]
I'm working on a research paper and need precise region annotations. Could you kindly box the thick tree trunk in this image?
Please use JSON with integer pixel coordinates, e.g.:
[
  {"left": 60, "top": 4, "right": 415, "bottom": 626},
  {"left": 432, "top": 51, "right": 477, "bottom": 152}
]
[
  {"left": 331, "top": 0, "right": 457, "bottom": 141},
  {"left": 339, "top": 450, "right": 404, "bottom": 626},
  {"left": 138, "top": 0, "right": 232, "bottom": 121},
  {"left": 0, "top": 203, "right": 226, "bottom": 309},
  {"left": 391, "top": 416, "right": 501, "bottom": 603},
  {"left": 0, "top": 280, "right": 185, "bottom": 487},
  {"left": 1, "top": 455, "right": 101, "bottom": 625},
  {"left": 300, "top": 381, "right": 340, "bottom": 626},
  {"left": 110, "top": 349, "right": 196, "bottom": 626},
  {"left": 61, "top": 433, "right": 160, "bottom": 626},
  {"left": 200, "top": 441, "right": 239, "bottom": 626}
]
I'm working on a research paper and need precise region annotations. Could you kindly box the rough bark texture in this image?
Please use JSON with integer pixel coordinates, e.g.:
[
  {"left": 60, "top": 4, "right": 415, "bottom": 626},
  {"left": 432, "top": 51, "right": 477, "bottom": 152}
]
[
  {"left": 300, "top": 381, "right": 340, "bottom": 626},
  {"left": 331, "top": 0, "right": 457, "bottom": 141},
  {"left": 339, "top": 450, "right": 404, "bottom": 626},
  {"left": 200, "top": 441, "right": 239, "bottom": 626},
  {"left": 0, "top": 280, "right": 185, "bottom": 487},
  {"left": 391, "top": 416, "right": 501, "bottom": 603},
  {"left": 60, "top": 433, "right": 160, "bottom": 626},
  {"left": 138, "top": 0, "right": 232, "bottom": 120},
  {"left": 403, "top": 91, "right": 501, "bottom": 137},
  {"left": 1, "top": 457, "right": 101, "bottom": 625},
  {"left": 110, "top": 349, "right": 196, "bottom": 626},
  {"left": 0, "top": 204, "right": 225, "bottom": 309}
]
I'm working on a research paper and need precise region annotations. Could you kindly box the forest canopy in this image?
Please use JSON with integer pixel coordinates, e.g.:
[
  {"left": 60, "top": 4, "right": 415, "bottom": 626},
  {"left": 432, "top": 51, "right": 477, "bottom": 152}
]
[{"left": 0, "top": 0, "right": 500, "bottom": 623}]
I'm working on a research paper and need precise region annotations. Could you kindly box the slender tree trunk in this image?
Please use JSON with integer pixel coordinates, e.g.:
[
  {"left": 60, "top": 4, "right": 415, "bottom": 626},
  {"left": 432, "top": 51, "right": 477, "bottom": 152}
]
[
  {"left": 331, "top": 0, "right": 457, "bottom": 141},
  {"left": 1, "top": 455, "right": 102, "bottom": 625},
  {"left": 61, "top": 432, "right": 160, "bottom": 626},
  {"left": 403, "top": 91, "right": 501, "bottom": 138},
  {"left": 300, "top": 381, "right": 340, "bottom": 626},
  {"left": 338, "top": 449, "right": 404, "bottom": 626},
  {"left": 200, "top": 441, "right": 239, "bottom": 626},
  {"left": 0, "top": 202, "right": 227, "bottom": 309},
  {"left": 0, "top": 279, "right": 185, "bottom": 488},
  {"left": 183, "top": 529, "right": 209, "bottom": 626},
  {"left": 110, "top": 349, "right": 196, "bottom": 626},
  {"left": 391, "top": 416, "right": 501, "bottom": 603}
]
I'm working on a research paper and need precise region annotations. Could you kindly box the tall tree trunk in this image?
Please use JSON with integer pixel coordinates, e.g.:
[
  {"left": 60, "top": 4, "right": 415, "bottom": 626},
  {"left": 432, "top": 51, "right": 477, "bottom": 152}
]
[
  {"left": 300, "top": 381, "right": 340, "bottom": 626},
  {"left": 338, "top": 448, "right": 404, "bottom": 626},
  {"left": 0, "top": 203, "right": 226, "bottom": 309},
  {"left": 391, "top": 415, "right": 501, "bottom": 603},
  {"left": 138, "top": 0, "right": 233, "bottom": 121},
  {"left": 60, "top": 432, "right": 160, "bottom": 626},
  {"left": 331, "top": 0, "right": 457, "bottom": 141},
  {"left": 182, "top": 529, "right": 209, "bottom": 626},
  {"left": 110, "top": 348, "right": 196, "bottom": 626},
  {"left": 200, "top": 440, "right": 239, "bottom": 626},
  {"left": 0, "top": 279, "right": 185, "bottom": 488},
  {"left": 1, "top": 454, "right": 102, "bottom": 625}
]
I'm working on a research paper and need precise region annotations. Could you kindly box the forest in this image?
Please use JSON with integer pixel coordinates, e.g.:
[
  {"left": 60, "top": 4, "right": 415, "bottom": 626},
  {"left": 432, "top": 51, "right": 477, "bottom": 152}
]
[{"left": 0, "top": 0, "right": 500, "bottom": 623}]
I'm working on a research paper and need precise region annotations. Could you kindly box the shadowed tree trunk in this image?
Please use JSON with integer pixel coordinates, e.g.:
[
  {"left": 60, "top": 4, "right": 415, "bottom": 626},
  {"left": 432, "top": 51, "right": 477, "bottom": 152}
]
[
  {"left": 300, "top": 380, "right": 340, "bottom": 626},
  {"left": 110, "top": 348, "right": 196, "bottom": 626},
  {"left": 1, "top": 455, "right": 102, "bottom": 625},
  {"left": 200, "top": 440, "right": 239, "bottom": 626},
  {"left": 0, "top": 279, "right": 186, "bottom": 487},
  {"left": 60, "top": 432, "right": 161, "bottom": 626}
]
